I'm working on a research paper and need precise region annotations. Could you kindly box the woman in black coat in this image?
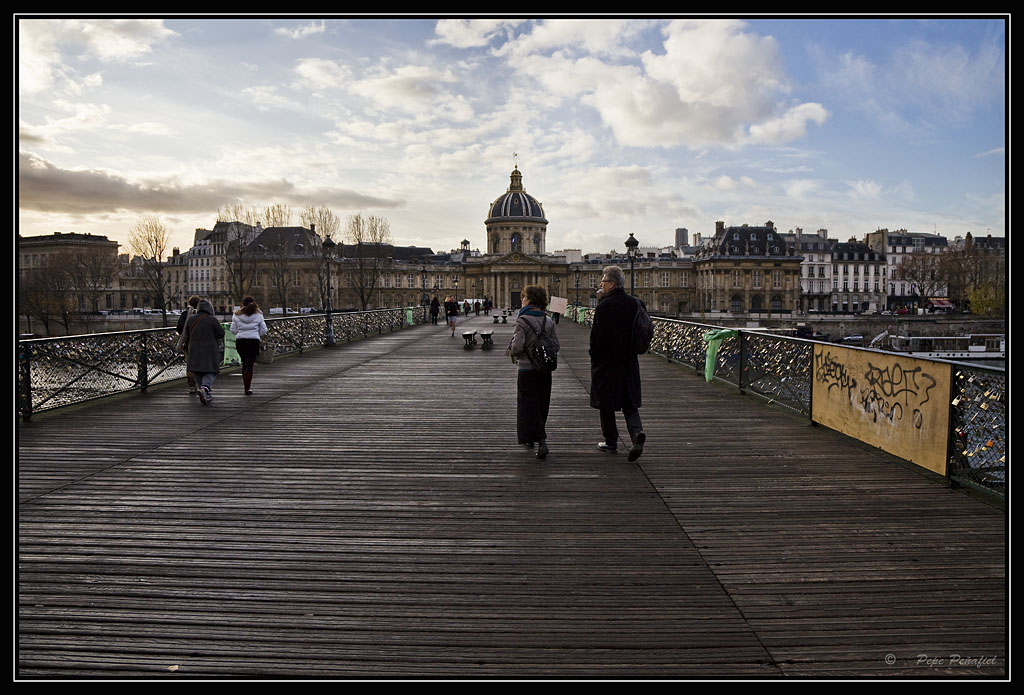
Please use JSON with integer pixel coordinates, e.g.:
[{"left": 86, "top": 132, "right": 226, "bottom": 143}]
[
  {"left": 184, "top": 300, "right": 225, "bottom": 405},
  {"left": 429, "top": 295, "right": 440, "bottom": 325},
  {"left": 589, "top": 266, "right": 645, "bottom": 459}
]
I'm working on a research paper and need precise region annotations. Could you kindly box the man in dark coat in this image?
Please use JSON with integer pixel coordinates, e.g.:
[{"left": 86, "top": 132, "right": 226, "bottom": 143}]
[
  {"left": 589, "top": 265, "right": 645, "bottom": 462},
  {"left": 184, "top": 300, "right": 225, "bottom": 405}
]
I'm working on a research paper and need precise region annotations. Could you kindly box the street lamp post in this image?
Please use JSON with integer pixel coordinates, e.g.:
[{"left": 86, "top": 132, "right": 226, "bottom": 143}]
[
  {"left": 625, "top": 233, "right": 639, "bottom": 296},
  {"left": 454, "top": 276, "right": 459, "bottom": 303},
  {"left": 322, "top": 237, "right": 336, "bottom": 347},
  {"left": 421, "top": 266, "right": 428, "bottom": 321},
  {"left": 574, "top": 268, "right": 581, "bottom": 306}
]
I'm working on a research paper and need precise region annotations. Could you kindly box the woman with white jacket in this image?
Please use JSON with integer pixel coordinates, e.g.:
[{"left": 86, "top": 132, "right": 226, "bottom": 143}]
[{"left": 230, "top": 296, "right": 269, "bottom": 395}]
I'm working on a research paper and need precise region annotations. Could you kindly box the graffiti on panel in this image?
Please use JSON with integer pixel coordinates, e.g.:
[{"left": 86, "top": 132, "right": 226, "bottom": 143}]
[
  {"left": 814, "top": 349, "right": 858, "bottom": 399},
  {"left": 812, "top": 345, "right": 951, "bottom": 475},
  {"left": 858, "top": 361, "right": 937, "bottom": 429}
]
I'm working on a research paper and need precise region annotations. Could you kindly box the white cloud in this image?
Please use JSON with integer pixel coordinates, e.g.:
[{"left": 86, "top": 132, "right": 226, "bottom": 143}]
[
  {"left": 63, "top": 19, "right": 177, "bottom": 62},
  {"left": 19, "top": 101, "right": 112, "bottom": 149},
  {"left": 294, "top": 58, "right": 352, "bottom": 90},
  {"left": 747, "top": 103, "right": 828, "bottom": 145},
  {"left": 846, "top": 179, "right": 884, "bottom": 200},
  {"left": 353, "top": 65, "right": 455, "bottom": 102},
  {"left": 816, "top": 34, "right": 1003, "bottom": 133},
  {"left": 498, "top": 18, "right": 652, "bottom": 59},
  {"left": 503, "top": 19, "right": 828, "bottom": 149},
  {"left": 974, "top": 147, "right": 1004, "bottom": 159},
  {"left": 19, "top": 19, "right": 175, "bottom": 96},
  {"left": 783, "top": 178, "right": 823, "bottom": 200},
  {"left": 275, "top": 21, "right": 327, "bottom": 40},
  {"left": 430, "top": 19, "right": 522, "bottom": 48},
  {"left": 241, "top": 85, "right": 296, "bottom": 112},
  {"left": 125, "top": 122, "right": 175, "bottom": 136}
]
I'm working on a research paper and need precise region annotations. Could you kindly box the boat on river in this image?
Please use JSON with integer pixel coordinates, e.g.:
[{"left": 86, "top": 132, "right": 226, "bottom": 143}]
[{"left": 886, "top": 334, "right": 1004, "bottom": 361}]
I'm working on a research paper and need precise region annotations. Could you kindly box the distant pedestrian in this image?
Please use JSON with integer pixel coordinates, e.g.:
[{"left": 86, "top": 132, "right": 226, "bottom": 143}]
[
  {"left": 175, "top": 295, "right": 201, "bottom": 395},
  {"left": 183, "top": 299, "right": 225, "bottom": 405},
  {"left": 474, "top": 300, "right": 481, "bottom": 316},
  {"left": 509, "top": 284, "right": 559, "bottom": 460},
  {"left": 590, "top": 265, "right": 646, "bottom": 462},
  {"left": 445, "top": 296, "right": 458, "bottom": 336},
  {"left": 430, "top": 295, "right": 440, "bottom": 325},
  {"left": 463, "top": 299, "right": 471, "bottom": 316},
  {"left": 230, "top": 296, "right": 268, "bottom": 396},
  {"left": 484, "top": 297, "right": 492, "bottom": 315}
]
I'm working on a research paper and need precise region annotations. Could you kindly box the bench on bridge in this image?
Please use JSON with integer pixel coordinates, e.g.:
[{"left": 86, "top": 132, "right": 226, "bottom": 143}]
[{"left": 464, "top": 330, "right": 495, "bottom": 349}]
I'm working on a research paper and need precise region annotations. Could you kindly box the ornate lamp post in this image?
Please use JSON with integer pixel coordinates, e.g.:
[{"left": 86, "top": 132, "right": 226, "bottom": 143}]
[
  {"left": 574, "top": 267, "right": 581, "bottom": 306},
  {"left": 625, "top": 233, "right": 639, "bottom": 296},
  {"left": 421, "top": 266, "right": 428, "bottom": 320},
  {"left": 322, "top": 237, "right": 336, "bottom": 347},
  {"left": 454, "top": 276, "right": 459, "bottom": 303}
]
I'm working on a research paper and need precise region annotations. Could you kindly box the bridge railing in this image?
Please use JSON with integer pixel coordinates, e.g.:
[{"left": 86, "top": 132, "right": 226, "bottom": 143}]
[
  {"left": 17, "top": 307, "right": 429, "bottom": 420},
  {"left": 565, "top": 305, "right": 1005, "bottom": 498}
]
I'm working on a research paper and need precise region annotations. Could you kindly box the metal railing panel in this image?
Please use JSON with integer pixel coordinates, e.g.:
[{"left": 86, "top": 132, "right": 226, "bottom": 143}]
[
  {"left": 948, "top": 364, "right": 1006, "bottom": 496},
  {"left": 18, "top": 307, "right": 428, "bottom": 418}
]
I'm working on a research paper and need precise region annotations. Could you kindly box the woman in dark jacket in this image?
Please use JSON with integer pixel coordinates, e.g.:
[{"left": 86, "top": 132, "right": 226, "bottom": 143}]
[
  {"left": 184, "top": 300, "right": 225, "bottom": 405},
  {"left": 509, "top": 284, "right": 559, "bottom": 460},
  {"left": 429, "top": 295, "right": 440, "bottom": 325}
]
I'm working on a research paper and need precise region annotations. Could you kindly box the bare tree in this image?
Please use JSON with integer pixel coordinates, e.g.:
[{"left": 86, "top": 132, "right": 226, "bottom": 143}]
[
  {"left": 301, "top": 205, "right": 342, "bottom": 310},
  {"left": 894, "top": 251, "right": 945, "bottom": 304},
  {"left": 261, "top": 203, "right": 292, "bottom": 229},
  {"left": 21, "top": 252, "right": 77, "bottom": 335},
  {"left": 345, "top": 213, "right": 392, "bottom": 311},
  {"left": 942, "top": 238, "right": 1006, "bottom": 316},
  {"left": 127, "top": 215, "right": 172, "bottom": 327},
  {"left": 67, "top": 246, "right": 120, "bottom": 331}
]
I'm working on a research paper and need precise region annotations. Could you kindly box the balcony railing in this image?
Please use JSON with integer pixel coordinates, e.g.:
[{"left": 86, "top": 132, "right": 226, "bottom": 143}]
[{"left": 17, "top": 307, "right": 428, "bottom": 420}]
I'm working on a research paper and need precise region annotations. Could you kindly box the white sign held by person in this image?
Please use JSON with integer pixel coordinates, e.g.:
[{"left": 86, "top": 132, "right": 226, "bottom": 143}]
[{"left": 548, "top": 296, "right": 568, "bottom": 314}]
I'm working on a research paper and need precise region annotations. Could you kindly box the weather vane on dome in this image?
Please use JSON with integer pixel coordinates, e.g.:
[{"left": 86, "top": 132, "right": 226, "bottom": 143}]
[{"left": 513, "top": 150, "right": 519, "bottom": 170}]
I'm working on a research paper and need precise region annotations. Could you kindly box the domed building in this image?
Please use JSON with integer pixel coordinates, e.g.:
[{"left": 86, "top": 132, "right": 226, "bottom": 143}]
[
  {"left": 485, "top": 166, "right": 548, "bottom": 255},
  {"left": 465, "top": 166, "right": 569, "bottom": 311}
]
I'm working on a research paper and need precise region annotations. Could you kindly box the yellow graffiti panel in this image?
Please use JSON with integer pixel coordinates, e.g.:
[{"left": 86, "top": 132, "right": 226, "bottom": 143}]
[{"left": 812, "top": 345, "right": 951, "bottom": 475}]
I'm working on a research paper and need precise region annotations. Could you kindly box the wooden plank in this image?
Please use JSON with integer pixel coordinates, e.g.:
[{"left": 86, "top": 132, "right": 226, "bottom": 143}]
[{"left": 17, "top": 317, "right": 1005, "bottom": 678}]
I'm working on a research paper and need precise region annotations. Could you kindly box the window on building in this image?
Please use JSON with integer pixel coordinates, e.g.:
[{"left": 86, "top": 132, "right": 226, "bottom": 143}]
[{"left": 753, "top": 270, "right": 762, "bottom": 289}]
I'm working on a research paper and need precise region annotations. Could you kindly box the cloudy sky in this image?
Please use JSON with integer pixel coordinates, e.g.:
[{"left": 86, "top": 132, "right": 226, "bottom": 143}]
[{"left": 18, "top": 16, "right": 1006, "bottom": 257}]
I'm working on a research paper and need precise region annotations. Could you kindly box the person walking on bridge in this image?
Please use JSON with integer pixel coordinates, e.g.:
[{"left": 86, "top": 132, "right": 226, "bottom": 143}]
[
  {"left": 183, "top": 299, "right": 225, "bottom": 405},
  {"left": 230, "top": 296, "right": 268, "bottom": 395},
  {"left": 590, "top": 265, "right": 646, "bottom": 462},
  {"left": 509, "top": 284, "right": 559, "bottom": 460},
  {"left": 430, "top": 295, "right": 440, "bottom": 325},
  {"left": 175, "top": 295, "right": 202, "bottom": 395},
  {"left": 445, "top": 296, "right": 459, "bottom": 336}
]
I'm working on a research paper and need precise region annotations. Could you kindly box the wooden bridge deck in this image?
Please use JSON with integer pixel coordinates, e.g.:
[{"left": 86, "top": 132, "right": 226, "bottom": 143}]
[{"left": 17, "top": 317, "right": 1006, "bottom": 679}]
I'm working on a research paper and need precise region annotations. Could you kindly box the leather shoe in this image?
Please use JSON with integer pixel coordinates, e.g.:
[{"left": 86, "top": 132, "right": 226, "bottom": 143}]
[
  {"left": 536, "top": 441, "right": 549, "bottom": 460},
  {"left": 628, "top": 431, "right": 646, "bottom": 462},
  {"left": 597, "top": 441, "right": 618, "bottom": 453}
]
